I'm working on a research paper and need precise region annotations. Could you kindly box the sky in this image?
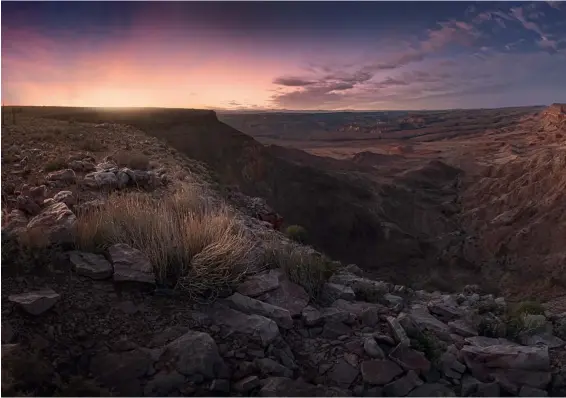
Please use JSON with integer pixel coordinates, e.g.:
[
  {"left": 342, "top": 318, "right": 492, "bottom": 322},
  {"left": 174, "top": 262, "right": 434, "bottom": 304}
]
[{"left": 2, "top": 1, "right": 566, "bottom": 111}]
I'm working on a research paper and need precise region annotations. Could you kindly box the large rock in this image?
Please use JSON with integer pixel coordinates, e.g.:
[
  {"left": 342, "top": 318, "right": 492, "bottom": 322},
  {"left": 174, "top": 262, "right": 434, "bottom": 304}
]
[
  {"left": 494, "top": 369, "right": 552, "bottom": 393},
  {"left": 328, "top": 359, "right": 359, "bottom": 388},
  {"left": 47, "top": 169, "right": 76, "bottom": 183},
  {"left": 448, "top": 320, "right": 478, "bottom": 337},
  {"left": 387, "top": 316, "right": 410, "bottom": 346},
  {"left": 428, "top": 297, "right": 463, "bottom": 322},
  {"left": 406, "top": 305, "right": 452, "bottom": 341},
  {"left": 384, "top": 370, "right": 423, "bottom": 396},
  {"left": 52, "top": 190, "right": 75, "bottom": 207},
  {"left": 237, "top": 269, "right": 281, "bottom": 297},
  {"left": 68, "top": 251, "right": 113, "bottom": 279},
  {"left": 519, "top": 333, "right": 564, "bottom": 348},
  {"left": 108, "top": 243, "right": 155, "bottom": 285},
  {"left": 8, "top": 288, "right": 60, "bottom": 315},
  {"left": 302, "top": 306, "right": 323, "bottom": 326},
  {"left": 16, "top": 195, "right": 41, "bottom": 215},
  {"left": 68, "top": 160, "right": 96, "bottom": 172},
  {"left": 329, "top": 271, "right": 390, "bottom": 302},
  {"left": 321, "top": 283, "right": 356, "bottom": 302},
  {"left": 389, "top": 344, "right": 431, "bottom": 374},
  {"left": 27, "top": 202, "right": 77, "bottom": 245},
  {"left": 226, "top": 293, "right": 293, "bottom": 329},
  {"left": 332, "top": 299, "right": 386, "bottom": 319},
  {"left": 255, "top": 358, "right": 293, "bottom": 378},
  {"left": 87, "top": 171, "right": 119, "bottom": 189},
  {"left": 3, "top": 209, "right": 28, "bottom": 233},
  {"left": 256, "top": 276, "right": 309, "bottom": 317},
  {"left": 361, "top": 359, "right": 403, "bottom": 385},
  {"left": 460, "top": 344, "right": 550, "bottom": 371},
  {"left": 90, "top": 348, "right": 153, "bottom": 395},
  {"left": 210, "top": 306, "right": 280, "bottom": 346},
  {"left": 160, "top": 330, "right": 225, "bottom": 379}
]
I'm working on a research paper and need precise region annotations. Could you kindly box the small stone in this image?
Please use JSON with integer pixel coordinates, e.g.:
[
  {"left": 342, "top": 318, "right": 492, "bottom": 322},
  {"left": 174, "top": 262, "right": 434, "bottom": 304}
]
[
  {"left": 322, "top": 322, "right": 351, "bottom": 340},
  {"left": 144, "top": 371, "right": 185, "bottom": 396},
  {"left": 233, "top": 375, "right": 260, "bottom": 393},
  {"left": 226, "top": 293, "right": 293, "bottom": 329},
  {"left": 408, "top": 383, "right": 456, "bottom": 396},
  {"left": 8, "top": 289, "right": 60, "bottom": 315},
  {"left": 448, "top": 320, "right": 478, "bottom": 337},
  {"left": 69, "top": 251, "right": 113, "bottom": 279},
  {"left": 47, "top": 169, "right": 76, "bottom": 183},
  {"left": 364, "top": 337, "right": 385, "bottom": 359},
  {"left": 373, "top": 334, "right": 396, "bottom": 346},
  {"left": 322, "top": 283, "right": 356, "bottom": 301}
]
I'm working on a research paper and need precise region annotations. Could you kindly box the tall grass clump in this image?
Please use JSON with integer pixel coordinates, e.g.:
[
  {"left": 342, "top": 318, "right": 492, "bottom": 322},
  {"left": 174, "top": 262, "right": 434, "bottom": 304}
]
[
  {"left": 263, "top": 242, "right": 338, "bottom": 299},
  {"left": 75, "top": 183, "right": 257, "bottom": 299}
]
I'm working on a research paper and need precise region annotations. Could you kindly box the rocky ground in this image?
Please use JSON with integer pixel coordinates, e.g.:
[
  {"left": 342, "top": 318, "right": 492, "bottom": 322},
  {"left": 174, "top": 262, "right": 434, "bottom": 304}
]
[{"left": 2, "top": 115, "right": 566, "bottom": 397}]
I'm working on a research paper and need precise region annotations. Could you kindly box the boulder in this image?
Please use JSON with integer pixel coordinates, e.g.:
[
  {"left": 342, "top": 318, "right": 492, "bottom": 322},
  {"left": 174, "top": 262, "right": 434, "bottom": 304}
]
[
  {"left": 108, "top": 243, "right": 155, "bottom": 285},
  {"left": 407, "top": 305, "right": 452, "bottom": 341},
  {"left": 68, "top": 251, "right": 113, "bottom": 279},
  {"left": 448, "top": 320, "right": 478, "bottom": 337},
  {"left": 363, "top": 337, "right": 385, "bottom": 359},
  {"left": 144, "top": 371, "right": 185, "bottom": 396},
  {"left": 256, "top": 276, "right": 309, "bottom": 317},
  {"left": 210, "top": 306, "right": 279, "bottom": 346},
  {"left": 52, "top": 190, "right": 75, "bottom": 207},
  {"left": 360, "top": 359, "right": 403, "bottom": 385},
  {"left": 428, "top": 298, "right": 463, "bottom": 322},
  {"left": 116, "top": 169, "right": 132, "bottom": 188},
  {"left": 160, "top": 330, "right": 225, "bottom": 379},
  {"left": 332, "top": 299, "right": 387, "bottom": 319},
  {"left": 387, "top": 316, "right": 410, "bottom": 346},
  {"left": 68, "top": 160, "right": 96, "bottom": 172},
  {"left": 47, "top": 169, "right": 76, "bottom": 183},
  {"left": 384, "top": 370, "right": 423, "bottom": 396},
  {"left": 89, "top": 171, "right": 119, "bottom": 189},
  {"left": 90, "top": 348, "right": 153, "bottom": 395},
  {"left": 3, "top": 209, "right": 28, "bottom": 233},
  {"left": 460, "top": 344, "right": 549, "bottom": 371},
  {"left": 259, "top": 377, "right": 348, "bottom": 396},
  {"left": 519, "top": 333, "right": 564, "bottom": 348},
  {"left": 329, "top": 271, "right": 390, "bottom": 302},
  {"left": 302, "top": 306, "right": 323, "bottom": 326},
  {"left": 321, "top": 283, "right": 356, "bottom": 302},
  {"left": 237, "top": 269, "right": 281, "bottom": 297},
  {"left": 328, "top": 359, "right": 359, "bottom": 388},
  {"left": 519, "top": 386, "right": 548, "bottom": 397},
  {"left": 16, "top": 195, "right": 41, "bottom": 215},
  {"left": 233, "top": 375, "right": 260, "bottom": 393},
  {"left": 389, "top": 344, "right": 431, "bottom": 374},
  {"left": 27, "top": 202, "right": 77, "bottom": 245},
  {"left": 8, "top": 288, "right": 60, "bottom": 315},
  {"left": 226, "top": 293, "right": 293, "bottom": 329}
]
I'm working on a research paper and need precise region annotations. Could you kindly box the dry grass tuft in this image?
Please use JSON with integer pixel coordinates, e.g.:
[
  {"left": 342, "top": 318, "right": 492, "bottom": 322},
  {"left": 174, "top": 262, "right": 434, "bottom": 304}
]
[
  {"left": 75, "top": 183, "right": 257, "bottom": 299},
  {"left": 264, "top": 242, "right": 337, "bottom": 299}
]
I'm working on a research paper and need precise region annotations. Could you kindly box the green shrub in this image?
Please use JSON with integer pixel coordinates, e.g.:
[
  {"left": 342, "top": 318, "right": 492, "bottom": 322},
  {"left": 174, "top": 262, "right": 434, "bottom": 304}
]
[
  {"left": 285, "top": 224, "right": 308, "bottom": 243},
  {"left": 264, "top": 242, "right": 337, "bottom": 299},
  {"left": 411, "top": 330, "right": 444, "bottom": 364}
]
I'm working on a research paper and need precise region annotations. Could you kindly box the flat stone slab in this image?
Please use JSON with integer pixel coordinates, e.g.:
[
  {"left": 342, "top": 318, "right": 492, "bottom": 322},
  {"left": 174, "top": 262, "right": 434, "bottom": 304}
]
[
  {"left": 8, "top": 289, "right": 60, "bottom": 315},
  {"left": 461, "top": 344, "right": 549, "bottom": 371},
  {"left": 210, "top": 306, "right": 280, "bottom": 346},
  {"left": 237, "top": 270, "right": 281, "bottom": 297},
  {"left": 69, "top": 251, "right": 113, "bottom": 279},
  {"left": 227, "top": 293, "right": 293, "bottom": 329},
  {"left": 109, "top": 243, "right": 155, "bottom": 284},
  {"left": 361, "top": 359, "right": 403, "bottom": 385}
]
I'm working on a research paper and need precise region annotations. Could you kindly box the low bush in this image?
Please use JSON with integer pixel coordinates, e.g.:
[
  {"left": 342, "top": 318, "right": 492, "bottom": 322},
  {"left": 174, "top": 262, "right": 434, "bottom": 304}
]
[
  {"left": 264, "top": 242, "right": 337, "bottom": 299},
  {"left": 43, "top": 158, "right": 68, "bottom": 172},
  {"left": 285, "top": 224, "right": 308, "bottom": 243},
  {"left": 75, "top": 183, "right": 257, "bottom": 299}
]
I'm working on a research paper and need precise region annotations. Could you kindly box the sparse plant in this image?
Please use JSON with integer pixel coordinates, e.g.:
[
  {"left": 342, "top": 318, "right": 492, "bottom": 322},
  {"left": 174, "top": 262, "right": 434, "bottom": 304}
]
[
  {"left": 477, "top": 315, "right": 507, "bottom": 338},
  {"left": 44, "top": 158, "right": 68, "bottom": 172},
  {"left": 285, "top": 224, "right": 308, "bottom": 243},
  {"left": 411, "top": 330, "right": 444, "bottom": 364},
  {"left": 78, "top": 139, "right": 107, "bottom": 152},
  {"left": 263, "top": 242, "right": 338, "bottom": 299},
  {"left": 75, "top": 184, "right": 257, "bottom": 299},
  {"left": 511, "top": 300, "right": 545, "bottom": 316}
]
